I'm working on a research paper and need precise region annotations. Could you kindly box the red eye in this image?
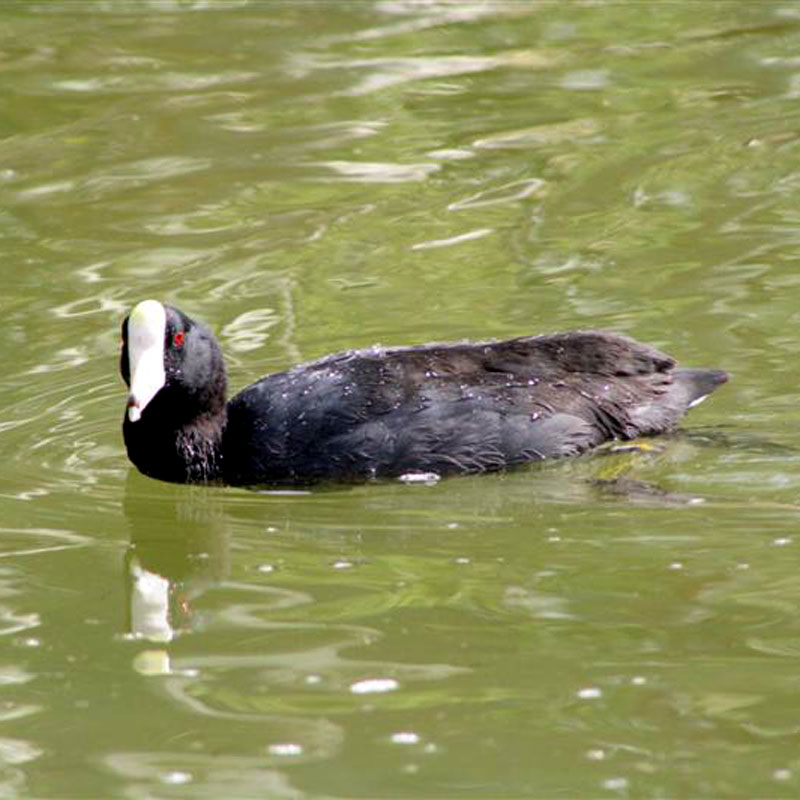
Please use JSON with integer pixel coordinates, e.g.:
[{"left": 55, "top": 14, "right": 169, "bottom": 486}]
[{"left": 173, "top": 331, "right": 185, "bottom": 348}]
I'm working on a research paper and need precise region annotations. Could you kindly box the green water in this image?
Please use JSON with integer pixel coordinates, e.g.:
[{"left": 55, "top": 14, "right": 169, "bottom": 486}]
[{"left": 3, "top": 1, "right": 800, "bottom": 796}]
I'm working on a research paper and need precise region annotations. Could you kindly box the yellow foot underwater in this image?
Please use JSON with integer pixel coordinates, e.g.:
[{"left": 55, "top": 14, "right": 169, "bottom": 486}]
[{"left": 607, "top": 440, "right": 666, "bottom": 455}]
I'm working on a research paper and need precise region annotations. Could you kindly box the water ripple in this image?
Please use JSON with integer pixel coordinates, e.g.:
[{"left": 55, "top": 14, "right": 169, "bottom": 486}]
[
  {"left": 473, "top": 118, "right": 602, "bottom": 149},
  {"left": 50, "top": 70, "right": 259, "bottom": 94},
  {"left": 221, "top": 308, "right": 281, "bottom": 353},
  {"left": 339, "top": 0, "right": 527, "bottom": 42},
  {"left": 292, "top": 48, "right": 563, "bottom": 96},
  {"left": 0, "top": 528, "right": 90, "bottom": 559},
  {"left": 448, "top": 178, "right": 546, "bottom": 210},
  {"left": 314, "top": 160, "right": 439, "bottom": 183},
  {"left": 411, "top": 228, "right": 493, "bottom": 251},
  {"left": 104, "top": 751, "right": 312, "bottom": 798}
]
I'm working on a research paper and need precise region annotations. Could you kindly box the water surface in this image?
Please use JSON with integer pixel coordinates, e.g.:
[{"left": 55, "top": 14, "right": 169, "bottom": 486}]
[{"left": 3, "top": 1, "right": 800, "bottom": 796}]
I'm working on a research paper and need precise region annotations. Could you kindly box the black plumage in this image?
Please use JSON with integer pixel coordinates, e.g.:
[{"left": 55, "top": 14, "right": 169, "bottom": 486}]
[{"left": 120, "top": 302, "right": 727, "bottom": 486}]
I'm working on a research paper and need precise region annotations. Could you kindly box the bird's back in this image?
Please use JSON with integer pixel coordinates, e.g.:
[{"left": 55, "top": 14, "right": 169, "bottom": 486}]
[{"left": 221, "top": 331, "right": 727, "bottom": 485}]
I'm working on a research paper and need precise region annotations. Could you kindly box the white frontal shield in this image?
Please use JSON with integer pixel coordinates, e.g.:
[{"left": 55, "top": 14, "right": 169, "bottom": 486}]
[{"left": 127, "top": 300, "right": 167, "bottom": 422}]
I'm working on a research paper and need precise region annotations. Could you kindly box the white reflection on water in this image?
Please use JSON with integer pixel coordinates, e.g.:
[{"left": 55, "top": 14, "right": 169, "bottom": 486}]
[
  {"left": 0, "top": 528, "right": 90, "bottom": 560},
  {"left": 51, "top": 70, "right": 259, "bottom": 94},
  {"left": 314, "top": 160, "right": 439, "bottom": 183},
  {"left": 221, "top": 308, "right": 281, "bottom": 354},
  {"left": 411, "top": 227, "right": 493, "bottom": 251},
  {"left": 297, "top": 48, "right": 561, "bottom": 97},
  {"left": 448, "top": 178, "right": 546, "bottom": 211},
  {"left": 336, "top": 55, "right": 513, "bottom": 96},
  {"left": 17, "top": 156, "right": 212, "bottom": 206},
  {"left": 27, "top": 347, "right": 88, "bottom": 375},
  {"left": 0, "top": 738, "right": 42, "bottom": 765},
  {"left": 472, "top": 118, "right": 601, "bottom": 149},
  {"left": 0, "top": 608, "right": 39, "bottom": 639},
  {"left": 0, "top": 666, "right": 33, "bottom": 687},
  {"left": 345, "top": 0, "right": 526, "bottom": 43},
  {"left": 78, "top": 156, "right": 212, "bottom": 198},
  {"left": 350, "top": 677, "right": 399, "bottom": 695},
  {"left": 52, "top": 295, "right": 128, "bottom": 319},
  {"left": 0, "top": 705, "right": 40, "bottom": 724}
]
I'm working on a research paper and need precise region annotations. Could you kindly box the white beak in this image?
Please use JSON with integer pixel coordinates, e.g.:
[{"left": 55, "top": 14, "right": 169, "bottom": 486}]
[{"left": 127, "top": 300, "right": 167, "bottom": 423}]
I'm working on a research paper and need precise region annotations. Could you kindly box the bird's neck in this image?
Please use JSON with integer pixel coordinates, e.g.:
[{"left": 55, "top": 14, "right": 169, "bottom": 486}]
[
  {"left": 175, "top": 411, "right": 226, "bottom": 483},
  {"left": 124, "top": 407, "right": 227, "bottom": 484}
]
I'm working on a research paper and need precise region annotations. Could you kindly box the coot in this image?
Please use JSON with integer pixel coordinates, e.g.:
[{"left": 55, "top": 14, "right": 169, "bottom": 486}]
[{"left": 120, "top": 300, "right": 727, "bottom": 485}]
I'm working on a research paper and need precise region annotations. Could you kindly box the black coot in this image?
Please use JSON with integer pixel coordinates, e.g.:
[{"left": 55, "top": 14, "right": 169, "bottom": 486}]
[{"left": 120, "top": 300, "right": 727, "bottom": 485}]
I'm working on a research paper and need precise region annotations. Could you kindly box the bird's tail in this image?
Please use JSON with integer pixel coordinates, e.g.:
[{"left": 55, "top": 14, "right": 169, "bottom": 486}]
[{"left": 673, "top": 368, "right": 729, "bottom": 409}]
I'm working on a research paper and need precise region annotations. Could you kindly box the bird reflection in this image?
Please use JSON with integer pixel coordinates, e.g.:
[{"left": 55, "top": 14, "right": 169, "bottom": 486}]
[
  {"left": 122, "top": 470, "right": 230, "bottom": 646},
  {"left": 119, "top": 429, "right": 731, "bottom": 647}
]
